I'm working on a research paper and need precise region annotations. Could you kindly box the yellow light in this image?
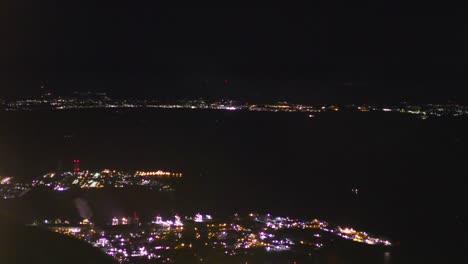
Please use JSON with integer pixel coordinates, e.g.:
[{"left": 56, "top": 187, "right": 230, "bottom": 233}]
[{"left": 339, "top": 227, "right": 357, "bottom": 235}]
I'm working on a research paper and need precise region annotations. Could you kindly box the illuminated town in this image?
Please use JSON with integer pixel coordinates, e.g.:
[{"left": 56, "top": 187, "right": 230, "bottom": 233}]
[
  {"left": 0, "top": 176, "right": 31, "bottom": 199},
  {"left": 32, "top": 212, "right": 391, "bottom": 263},
  {"left": 0, "top": 170, "right": 181, "bottom": 199},
  {"left": 2, "top": 94, "right": 468, "bottom": 120}
]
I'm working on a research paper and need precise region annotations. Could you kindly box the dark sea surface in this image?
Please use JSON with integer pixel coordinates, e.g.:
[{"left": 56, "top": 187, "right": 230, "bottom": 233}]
[{"left": 0, "top": 109, "right": 467, "bottom": 263}]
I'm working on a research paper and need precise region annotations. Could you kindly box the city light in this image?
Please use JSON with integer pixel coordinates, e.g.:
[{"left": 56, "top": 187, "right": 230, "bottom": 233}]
[
  {"left": 33, "top": 212, "right": 391, "bottom": 263},
  {"left": 135, "top": 170, "right": 182, "bottom": 178},
  {"left": 1, "top": 170, "right": 180, "bottom": 199},
  {"left": 4, "top": 96, "right": 467, "bottom": 120}
]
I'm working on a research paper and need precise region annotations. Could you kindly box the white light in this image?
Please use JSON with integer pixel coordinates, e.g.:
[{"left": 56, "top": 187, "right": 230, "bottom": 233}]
[{"left": 194, "top": 213, "right": 203, "bottom": 222}]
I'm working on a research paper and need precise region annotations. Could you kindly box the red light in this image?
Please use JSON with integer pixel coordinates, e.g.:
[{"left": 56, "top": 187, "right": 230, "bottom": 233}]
[{"left": 73, "top": 159, "right": 80, "bottom": 172}]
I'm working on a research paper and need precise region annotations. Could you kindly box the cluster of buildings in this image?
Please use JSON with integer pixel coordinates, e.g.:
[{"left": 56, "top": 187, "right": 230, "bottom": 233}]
[
  {"left": 33, "top": 213, "right": 391, "bottom": 263},
  {"left": 135, "top": 171, "right": 182, "bottom": 178},
  {"left": 0, "top": 170, "right": 180, "bottom": 199},
  {"left": 3, "top": 95, "right": 468, "bottom": 119},
  {"left": 32, "top": 170, "right": 180, "bottom": 191},
  {"left": 0, "top": 176, "right": 31, "bottom": 199},
  {"left": 32, "top": 169, "right": 182, "bottom": 191},
  {"left": 355, "top": 103, "right": 468, "bottom": 119}
]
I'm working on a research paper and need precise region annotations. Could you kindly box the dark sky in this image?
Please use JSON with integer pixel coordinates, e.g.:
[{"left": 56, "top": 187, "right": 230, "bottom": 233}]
[{"left": 1, "top": 3, "right": 467, "bottom": 102}]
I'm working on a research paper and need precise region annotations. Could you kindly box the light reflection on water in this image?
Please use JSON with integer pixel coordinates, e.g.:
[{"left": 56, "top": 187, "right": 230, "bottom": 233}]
[{"left": 384, "top": 251, "right": 391, "bottom": 264}]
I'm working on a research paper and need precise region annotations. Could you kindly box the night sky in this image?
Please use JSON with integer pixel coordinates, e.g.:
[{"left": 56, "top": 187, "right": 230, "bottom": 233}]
[{"left": 2, "top": 3, "right": 467, "bottom": 102}]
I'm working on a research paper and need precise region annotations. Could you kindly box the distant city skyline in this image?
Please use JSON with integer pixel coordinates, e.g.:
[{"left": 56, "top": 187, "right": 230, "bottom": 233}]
[
  {"left": 1, "top": 79, "right": 467, "bottom": 104},
  {"left": 4, "top": 95, "right": 468, "bottom": 120}
]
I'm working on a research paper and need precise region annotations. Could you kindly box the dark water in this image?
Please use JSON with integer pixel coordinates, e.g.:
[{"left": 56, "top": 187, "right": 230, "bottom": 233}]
[{"left": 1, "top": 109, "right": 467, "bottom": 263}]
